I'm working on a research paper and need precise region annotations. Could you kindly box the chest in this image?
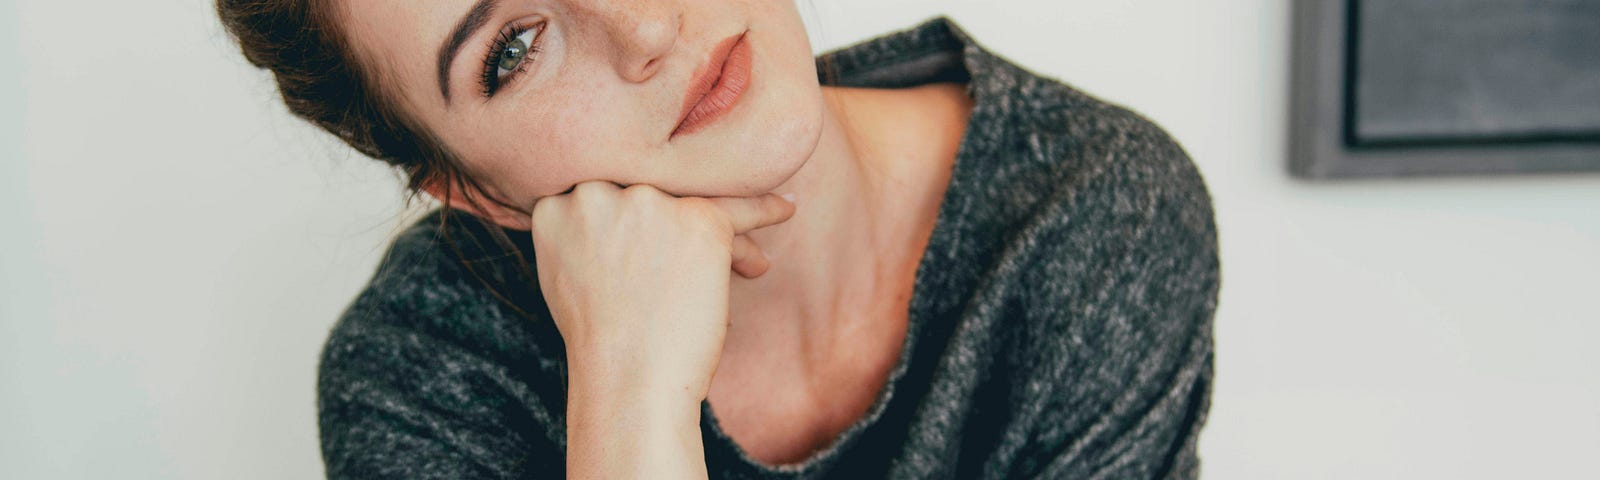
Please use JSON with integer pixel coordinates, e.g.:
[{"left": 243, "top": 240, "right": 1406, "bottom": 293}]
[{"left": 704, "top": 305, "right": 909, "bottom": 467}]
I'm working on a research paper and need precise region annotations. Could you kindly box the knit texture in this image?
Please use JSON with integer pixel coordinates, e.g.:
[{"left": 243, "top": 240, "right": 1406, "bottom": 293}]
[{"left": 318, "top": 15, "right": 1220, "bottom": 479}]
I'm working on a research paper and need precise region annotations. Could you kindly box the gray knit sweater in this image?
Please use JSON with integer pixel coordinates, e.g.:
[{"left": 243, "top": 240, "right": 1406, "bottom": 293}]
[{"left": 318, "top": 16, "right": 1219, "bottom": 479}]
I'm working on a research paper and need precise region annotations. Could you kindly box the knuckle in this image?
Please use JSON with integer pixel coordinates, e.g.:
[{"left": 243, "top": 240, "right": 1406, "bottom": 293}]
[
  {"left": 624, "top": 182, "right": 658, "bottom": 194},
  {"left": 531, "top": 195, "right": 561, "bottom": 215},
  {"left": 571, "top": 179, "right": 614, "bottom": 198},
  {"left": 621, "top": 183, "right": 659, "bottom": 200},
  {"left": 530, "top": 198, "right": 560, "bottom": 231}
]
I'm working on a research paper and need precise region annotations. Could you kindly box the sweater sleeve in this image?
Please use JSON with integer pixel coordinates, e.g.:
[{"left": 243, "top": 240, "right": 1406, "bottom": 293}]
[
  {"left": 1014, "top": 124, "right": 1220, "bottom": 480},
  {"left": 316, "top": 310, "right": 564, "bottom": 479}
]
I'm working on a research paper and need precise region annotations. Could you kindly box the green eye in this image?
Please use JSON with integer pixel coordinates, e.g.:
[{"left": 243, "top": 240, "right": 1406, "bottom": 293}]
[
  {"left": 494, "top": 27, "right": 539, "bottom": 80},
  {"left": 497, "top": 37, "right": 527, "bottom": 72},
  {"left": 481, "top": 22, "right": 544, "bottom": 97}
]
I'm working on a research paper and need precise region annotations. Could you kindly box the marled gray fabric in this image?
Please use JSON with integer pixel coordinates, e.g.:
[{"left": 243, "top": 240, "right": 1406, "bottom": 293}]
[{"left": 318, "top": 16, "right": 1219, "bottom": 479}]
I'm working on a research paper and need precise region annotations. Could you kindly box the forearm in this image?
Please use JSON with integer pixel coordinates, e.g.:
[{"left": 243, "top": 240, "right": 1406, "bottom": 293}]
[{"left": 565, "top": 352, "right": 708, "bottom": 479}]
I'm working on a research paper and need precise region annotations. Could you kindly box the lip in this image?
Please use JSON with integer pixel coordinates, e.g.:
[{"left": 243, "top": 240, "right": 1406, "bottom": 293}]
[{"left": 671, "top": 30, "right": 752, "bottom": 139}]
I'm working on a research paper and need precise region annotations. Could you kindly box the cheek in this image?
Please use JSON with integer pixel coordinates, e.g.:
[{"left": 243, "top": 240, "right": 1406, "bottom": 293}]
[
  {"left": 495, "top": 93, "right": 637, "bottom": 199},
  {"left": 445, "top": 111, "right": 582, "bottom": 204},
  {"left": 731, "top": 76, "right": 824, "bottom": 193}
]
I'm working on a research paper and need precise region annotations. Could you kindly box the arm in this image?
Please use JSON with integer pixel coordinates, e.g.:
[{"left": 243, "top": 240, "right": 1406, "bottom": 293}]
[
  {"left": 519, "top": 181, "right": 796, "bottom": 479},
  {"left": 563, "top": 352, "right": 708, "bottom": 479}
]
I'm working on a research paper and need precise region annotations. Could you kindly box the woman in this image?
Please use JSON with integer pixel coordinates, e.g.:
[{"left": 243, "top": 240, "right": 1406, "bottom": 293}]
[{"left": 218, "top": 1, "right": 1220, "bottom": 478}]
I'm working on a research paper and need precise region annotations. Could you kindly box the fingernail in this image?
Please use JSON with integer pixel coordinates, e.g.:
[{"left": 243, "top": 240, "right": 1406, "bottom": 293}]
[{"left": 780, "top": 192, "right": 796, "bottom": 204}]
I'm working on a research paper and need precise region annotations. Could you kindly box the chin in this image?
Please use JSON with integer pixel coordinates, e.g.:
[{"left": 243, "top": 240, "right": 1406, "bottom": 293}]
[
  {"left": 661, "top": 78, "right": 824, "bottom": 199},
  {"left": 727, "top": 86, "right": 824, "bottom": 196}
]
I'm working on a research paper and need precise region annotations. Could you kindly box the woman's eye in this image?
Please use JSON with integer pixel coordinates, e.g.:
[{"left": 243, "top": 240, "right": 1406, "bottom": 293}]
[
  {"left": 495, "top": 27, "right": 539, "bottom": 80},
  {"left": 480, "top": 21, "right": 544, "bottom": 97}
]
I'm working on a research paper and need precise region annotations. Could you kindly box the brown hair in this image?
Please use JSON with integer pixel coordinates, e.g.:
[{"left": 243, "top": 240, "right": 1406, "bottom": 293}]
[
  {"left": 216, "top": 0, "right": 540, "bottom": 321},
  {"left": 215, "top": 0, "right": 844, "bottom": 322}
]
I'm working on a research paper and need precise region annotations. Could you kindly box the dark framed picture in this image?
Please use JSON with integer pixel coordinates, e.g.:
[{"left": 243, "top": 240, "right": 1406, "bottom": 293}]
[{"left": 1289, "top": 0, "right": 1600, "bottom": 179}]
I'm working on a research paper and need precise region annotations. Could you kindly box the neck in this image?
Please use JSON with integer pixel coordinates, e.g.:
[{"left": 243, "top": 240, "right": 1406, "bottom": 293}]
[{"left": 724, "top": 86, "right": 898, "bottom": 367}]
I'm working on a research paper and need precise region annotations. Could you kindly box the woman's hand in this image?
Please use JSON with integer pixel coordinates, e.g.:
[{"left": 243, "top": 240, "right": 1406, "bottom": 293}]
[
  {"left": 532, "top": 179, "right": 792, "bottom": 479},
  {"left": 527, "top": 179, "right": 796, "bottom": 404}
]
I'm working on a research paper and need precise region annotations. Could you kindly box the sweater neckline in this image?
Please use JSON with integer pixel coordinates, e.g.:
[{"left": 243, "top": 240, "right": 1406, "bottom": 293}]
[{"left": 696, "top": 15, "right": 995, "bottom": 476}]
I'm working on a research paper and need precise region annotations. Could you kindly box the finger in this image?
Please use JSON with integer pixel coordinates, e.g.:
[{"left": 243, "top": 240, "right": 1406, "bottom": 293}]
[
  {"left": 571, "top": 179, "right": 623, "bottom": 198},
  {"left": 707, "top": 193, "right": 797, "bottom": 235},
  {"left": 729, "top": 234, "right": 770, "bottom": 279}
]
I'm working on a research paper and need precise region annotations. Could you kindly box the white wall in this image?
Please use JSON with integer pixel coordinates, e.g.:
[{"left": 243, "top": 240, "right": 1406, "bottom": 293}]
[{"left": 4, "top": 1, "right": 1597, "bottom": 478}]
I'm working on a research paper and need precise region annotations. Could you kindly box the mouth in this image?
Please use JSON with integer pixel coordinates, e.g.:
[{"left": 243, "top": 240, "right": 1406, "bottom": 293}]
[{"left": 670, "top": 29, "right": 752, "bottom": 140}]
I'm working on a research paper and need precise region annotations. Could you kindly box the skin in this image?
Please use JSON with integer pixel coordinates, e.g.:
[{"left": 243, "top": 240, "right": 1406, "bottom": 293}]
[{"left": 334, "top": 0, "right": 973, "bottom": 467}]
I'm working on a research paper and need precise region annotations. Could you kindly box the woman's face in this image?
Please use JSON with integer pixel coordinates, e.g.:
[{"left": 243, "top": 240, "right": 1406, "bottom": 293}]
[{"left": 336, "top": 0, "right": 825, "bottom": 229}]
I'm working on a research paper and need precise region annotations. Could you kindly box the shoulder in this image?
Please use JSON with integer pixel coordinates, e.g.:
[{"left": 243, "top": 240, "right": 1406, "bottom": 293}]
[
  {"left": 964, "top": 53, "right": 1219, "bottom": 389},
  {"left": 997, "top": 77, "right": 1220, "bottom": 339},
  {"left": 319, "top": 210, "right": 564, "bottom": 402},
  {"left": 964, "top": 63, "right": 1218, "bottom": 282},
  {"left": 315, "top": 211, "right": 571, "bottom": 475},
  {"left": 987, "top": 56, "right": 1209, "bottom": 215},
  {"left": 338, "top": 209, "right": 549, "bottom": 331},
  {"left": 983, "top": 80, "right": 1218, "bottom": 476}
]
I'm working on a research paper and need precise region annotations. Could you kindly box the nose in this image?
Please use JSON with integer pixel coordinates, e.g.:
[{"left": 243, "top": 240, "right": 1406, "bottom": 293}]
[{"left": 573, "top": 0, "right": 682, "bottom": 83}]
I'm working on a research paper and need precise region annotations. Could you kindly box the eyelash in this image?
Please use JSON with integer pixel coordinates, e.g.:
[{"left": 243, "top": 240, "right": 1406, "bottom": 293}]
[{"left": 479, "top": 21, "right": 545, "bottom": 98}]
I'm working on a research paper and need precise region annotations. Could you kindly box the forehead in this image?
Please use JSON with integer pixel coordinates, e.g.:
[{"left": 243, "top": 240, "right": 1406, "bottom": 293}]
[{"left": 334, "top": 0, "right": 469, "bottom": 110}]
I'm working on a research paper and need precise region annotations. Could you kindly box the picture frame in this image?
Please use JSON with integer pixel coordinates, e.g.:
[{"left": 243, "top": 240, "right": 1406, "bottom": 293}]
[{"left": 1288, "top": 0, "right": 1600, "bottom": 179}]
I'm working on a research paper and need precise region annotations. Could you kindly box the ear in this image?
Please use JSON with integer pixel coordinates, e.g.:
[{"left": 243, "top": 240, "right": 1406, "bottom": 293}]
[{"left": 420, "top": 175, "right": 533, "bottom": 231}]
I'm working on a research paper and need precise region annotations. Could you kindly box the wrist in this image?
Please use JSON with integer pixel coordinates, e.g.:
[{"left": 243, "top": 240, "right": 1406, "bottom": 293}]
[
  {"left": 566, "top": 348, "right": 707, "bottom": 416},
  {"left": 565, "top": 356, "right": 708, "bottom": 478}
]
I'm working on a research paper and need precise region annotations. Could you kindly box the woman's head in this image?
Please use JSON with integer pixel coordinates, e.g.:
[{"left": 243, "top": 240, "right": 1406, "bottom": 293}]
[{"left": 219, "top": 0, "right": 827, "bottom": 231}]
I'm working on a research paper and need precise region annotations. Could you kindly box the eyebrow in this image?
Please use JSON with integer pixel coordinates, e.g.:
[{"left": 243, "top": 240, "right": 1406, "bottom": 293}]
[{"left": 437, "top": 0, "right": 501, "bottom": 104}]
